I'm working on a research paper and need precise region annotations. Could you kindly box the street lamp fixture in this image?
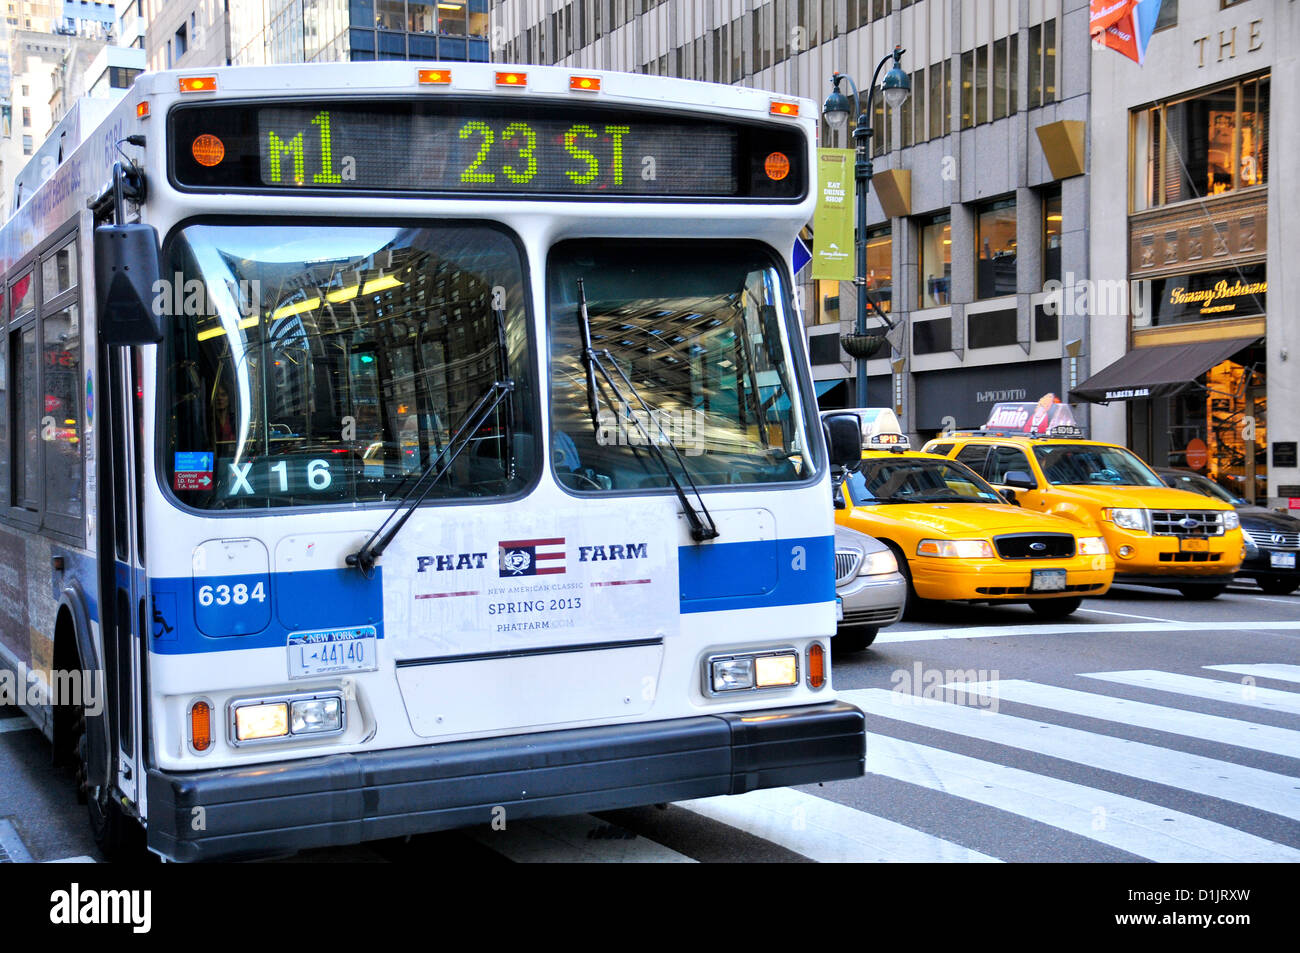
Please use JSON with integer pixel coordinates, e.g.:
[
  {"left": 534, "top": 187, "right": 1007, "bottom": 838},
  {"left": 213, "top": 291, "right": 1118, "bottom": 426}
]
[{"left": 823, "top": 47, "right": 910, "bottom": 406}]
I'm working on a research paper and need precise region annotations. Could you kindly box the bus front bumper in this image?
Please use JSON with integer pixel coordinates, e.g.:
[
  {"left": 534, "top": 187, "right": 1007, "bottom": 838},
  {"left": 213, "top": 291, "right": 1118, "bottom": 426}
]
[{"left": 145, "top": 700, "right": 865, "bottom": 862}]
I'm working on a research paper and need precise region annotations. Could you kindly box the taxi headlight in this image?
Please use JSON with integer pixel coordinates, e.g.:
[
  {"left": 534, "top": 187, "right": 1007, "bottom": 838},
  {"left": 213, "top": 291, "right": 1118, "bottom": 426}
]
[
  {"left": 917, "top": 538, "right": 996, "bottom": 559},
  {"left": 1076, "top": 536, "right": 1109, "bottom": 556},
  {"left": 859, "top": 550, "right": 899, "bottom": 575},
  {"left": 1222, "top": 511, "right": 1240, "bottom": 531},
  {"left": 1104, "top": 507, "right": 1148, "bottom": 532}
]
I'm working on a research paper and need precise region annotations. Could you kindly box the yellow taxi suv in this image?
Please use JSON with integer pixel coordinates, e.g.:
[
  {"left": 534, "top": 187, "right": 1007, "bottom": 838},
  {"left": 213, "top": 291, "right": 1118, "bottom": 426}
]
[
  {"left": 923, "top": 397, "right": 1244, "bottom": 600},
  {"left": 826, "top": 408, "right": 1114, "bottom": 618}
]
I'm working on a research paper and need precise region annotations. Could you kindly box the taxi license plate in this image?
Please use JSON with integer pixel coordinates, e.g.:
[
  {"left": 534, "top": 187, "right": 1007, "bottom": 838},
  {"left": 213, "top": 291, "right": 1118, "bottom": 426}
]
[
  {"left": 288, "top": 626, "right": 378, "bottom": 679},
  {"left": 836, "top": 596, "right": 844, "bottom": 621},
  {"left": 1031, "top": 569, "right": 1068, "bottom": 592},
  {"left": 1180, "top": 538, "right": 1209, "bottom": 552},
  {"left": 1271, "top": 552, "right": 1297, "bottom": 569}
]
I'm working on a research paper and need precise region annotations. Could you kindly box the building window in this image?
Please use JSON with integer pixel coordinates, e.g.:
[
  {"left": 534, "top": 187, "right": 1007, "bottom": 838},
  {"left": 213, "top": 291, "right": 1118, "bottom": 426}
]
[
  {"left": 960, "top": 49, "right": 974, "bottom": 128},
  {"left": 22, "top": 135, "right": 33, "bottom": 155},
  {"left": 1131, "top": 74, "right": 1270, "bottom": 210},
  {"left": 975, "top": 45, "right": 989, "bottom": 125},
  {"left": 918, "top": 213, "right": 951, "bottom": 309},
  {"left": 976, "top": 197, "right": 1017, "bottom": 299},
  {"left": 1043, "top": 188, "right": 1062, "bottom": 284},
  {"left": 865, "top": 227, "right": 892, "bottom": 314},
  {"left": 109, "top": 66, "right": 142, "bottom": 89},
  {"left": 1156, "top": 0, "right": 1177, "bottom": 29},
  {"left": 910, "top": 68, "right": 925, "bottom": 144},
  {"left": 21, "top": 106, "right": 29, "bottom": 127},
  {"left": 1028, "top": 20, "right": 1056, "bottom": 108},
  {"left": 175, "top": 23, "right": 188, "bottom": 57}
]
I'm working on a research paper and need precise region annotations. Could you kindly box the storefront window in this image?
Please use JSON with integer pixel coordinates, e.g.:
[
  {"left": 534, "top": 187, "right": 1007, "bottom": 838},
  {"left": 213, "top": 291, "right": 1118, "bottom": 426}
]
[
  {"left": 1132, "top": 74, "right": 1269, "bottom": 210},
  {"left": 865, "top": 227, "right": 891, "bottom": 314},
  {"left": 975, "top": 198, "right": 1016, "bottom": 299},
  {"left": 918, "top": 213, "right": 951, "bottom": 309},
  {"left": 1043, "top": 189, "right": 1062, "bottom": 283}
]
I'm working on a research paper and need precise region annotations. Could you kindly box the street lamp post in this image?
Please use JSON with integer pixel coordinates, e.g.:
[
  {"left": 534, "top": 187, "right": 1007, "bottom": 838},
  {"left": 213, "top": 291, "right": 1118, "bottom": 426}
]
[{"left": 823, "top": 48, "right": 910, "bottom": 408}]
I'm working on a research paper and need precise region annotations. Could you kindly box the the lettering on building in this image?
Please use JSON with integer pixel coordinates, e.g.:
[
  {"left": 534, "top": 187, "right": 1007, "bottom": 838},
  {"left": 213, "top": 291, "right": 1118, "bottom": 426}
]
[{"left": 1193, "top": 19, "right": 1263, "bottom": 67}]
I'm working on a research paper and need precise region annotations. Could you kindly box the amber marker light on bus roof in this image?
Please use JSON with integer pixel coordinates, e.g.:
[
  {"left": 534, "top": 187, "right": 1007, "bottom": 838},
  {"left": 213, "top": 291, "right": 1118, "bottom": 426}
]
[
  {"left": 495, "top": 71, "right": 527, "bottom": 87},
  {"left": 136, "top": 101, "right": 150, "bottom": 118},
  {"left": 807, "top": 643, "right": 825, "bottom": 689},
  {"left": 189, "top": 701, "right": 212, "bottom": 752},
  {"left": 769, "top": 100, "right": 799, "bottom": 117},
  {"left": 569, "top": 75, "right": 601, "bottom": 92},
  {"left": 179, "top": 75, "right": 217, "bottom": 93},
  {"left": 418, "top": 68, "right": 451, "bottom": 85}
]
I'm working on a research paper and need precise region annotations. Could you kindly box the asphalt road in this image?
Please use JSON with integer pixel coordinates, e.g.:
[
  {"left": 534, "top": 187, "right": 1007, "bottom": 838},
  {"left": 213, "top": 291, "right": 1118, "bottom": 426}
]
[{"left": 2, "top": 580, "right": 1297, "bottom": 864}]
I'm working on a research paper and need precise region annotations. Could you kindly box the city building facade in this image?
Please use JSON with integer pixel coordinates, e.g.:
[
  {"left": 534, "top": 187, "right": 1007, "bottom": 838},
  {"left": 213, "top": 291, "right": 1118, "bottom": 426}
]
[
  {"left": 492, "top": 0, "right": 1092, "bottom": 442},
  {"left": 1087, "top": 0, "right": 1294, "bottom": 507}
]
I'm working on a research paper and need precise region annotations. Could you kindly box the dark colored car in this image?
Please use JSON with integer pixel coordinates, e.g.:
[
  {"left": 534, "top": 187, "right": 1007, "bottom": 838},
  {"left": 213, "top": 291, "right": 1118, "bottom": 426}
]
[{"left": 1156, "top": 469, "right": 1300, "bottom": 596}]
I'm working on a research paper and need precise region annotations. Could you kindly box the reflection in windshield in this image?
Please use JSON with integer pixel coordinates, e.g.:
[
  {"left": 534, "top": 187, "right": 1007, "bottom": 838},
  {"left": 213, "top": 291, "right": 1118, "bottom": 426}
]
[
  {"left": 846, "top": 459, "right": 1004, "bottom": 505},
  {"left": 1162, "top": 471, "right": 1243, "bottom": 505},
  {"left": 163, "top": 223, "right": 535, "bottom": 509},
  {"left": 1033, "top": 444, "right": 1164, "bottom": 487},
  {"left": 548, "top": 241, "right": 811, "bottom": 491}
]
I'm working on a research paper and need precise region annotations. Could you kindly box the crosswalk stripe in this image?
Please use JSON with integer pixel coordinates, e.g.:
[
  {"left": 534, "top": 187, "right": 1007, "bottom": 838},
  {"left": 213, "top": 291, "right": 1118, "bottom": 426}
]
[
  {"left": 0, "top": 719, "right": 33, "bottom": 734},
  {"left": 1205, "top": 664, "right": 1300, "bottom": 686},
  {"left": 841, "top": 689, "right": 1300, "bottom": 822},
  {"left": 1082, "top": 670, "right": 1300, "bottom": 716},
  {"left": 464, "top": 814, "right": 695, "bottom": 863},
  {"left": 865, "top": 732, "right": 1300, "bottom": 863},
  {"left": 875, "top": 620, "right": 1300, "bottom": 643},
  {"left": 946, "top": 680, "right": 1300, "bottom": 758},
  {"left": 681, "top": 787, "right": 1000, "bottom": 863}
]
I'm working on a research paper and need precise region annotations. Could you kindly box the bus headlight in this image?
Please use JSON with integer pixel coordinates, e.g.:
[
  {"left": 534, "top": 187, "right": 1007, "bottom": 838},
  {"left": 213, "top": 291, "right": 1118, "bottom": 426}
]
[
  {"left": 1076, "top": 536, "right": 1109, "bottom": 556},
  {"left": 291, "top": 696, "right": 343, "bottom": 735},
  {"left": 917, "top": 539, "right": 995, "bottom": 559},
  {"left": 233, "top": 702, "right": 289, "bottom": 742},
  {"left": 859, "top": 550, "right": 899, "bottom": 575},
  {"left": 708, "top": 650, "right": 799, "bottom": 693}
]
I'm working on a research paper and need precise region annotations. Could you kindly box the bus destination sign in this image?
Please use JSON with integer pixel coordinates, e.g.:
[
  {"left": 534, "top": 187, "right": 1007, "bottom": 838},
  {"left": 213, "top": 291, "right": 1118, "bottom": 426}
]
[{"left": 169, "top": 100, "right": 806, "bottom": 200}]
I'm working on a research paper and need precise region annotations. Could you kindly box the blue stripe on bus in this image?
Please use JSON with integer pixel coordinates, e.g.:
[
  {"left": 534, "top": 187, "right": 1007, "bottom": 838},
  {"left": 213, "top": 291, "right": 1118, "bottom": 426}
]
[
  {"left": 145, "top": 535, "right": 833, "bottom": 654},
  {"left": 679, "top": 534, "right": 834, "bottom": 614},
  {"left": 148, "top": 567, "right": 385, "bottom": 656}
]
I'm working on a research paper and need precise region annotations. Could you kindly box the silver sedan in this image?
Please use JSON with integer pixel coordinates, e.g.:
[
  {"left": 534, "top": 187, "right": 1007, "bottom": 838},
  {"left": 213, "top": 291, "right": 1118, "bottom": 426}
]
[{"left": 834, "top": 525, "right": 906, "bottom": 652}]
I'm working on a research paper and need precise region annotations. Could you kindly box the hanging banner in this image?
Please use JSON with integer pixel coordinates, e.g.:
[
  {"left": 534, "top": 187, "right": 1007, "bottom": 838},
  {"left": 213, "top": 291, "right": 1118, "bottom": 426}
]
[
  {"left": 811, "top": 148, "right": 855, "bottom": 281},
  {"left": 1089, "top": 0, "right": 1130, "bottom": 36}
]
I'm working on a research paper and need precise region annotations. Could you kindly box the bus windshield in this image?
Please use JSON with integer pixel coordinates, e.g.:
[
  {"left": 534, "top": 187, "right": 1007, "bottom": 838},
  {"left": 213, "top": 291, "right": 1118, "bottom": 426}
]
[
  {"left": 547, "top": 241, "right": 812, "bottom": 491},
  {"left": 1033, "top": 444, "right": 1166, "bottom": 487},
  {"left": 162, "top": 222, "right": 537, "bottom": 509}
]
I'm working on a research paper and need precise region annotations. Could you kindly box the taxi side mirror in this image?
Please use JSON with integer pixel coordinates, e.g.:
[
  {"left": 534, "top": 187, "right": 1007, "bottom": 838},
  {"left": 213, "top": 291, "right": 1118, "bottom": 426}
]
[
  {"left": 823, "top": 414, "right": 862, "bottom": 472},
  {"left": 1003, "top": 470, "right": 1038, "bottom": 490}
]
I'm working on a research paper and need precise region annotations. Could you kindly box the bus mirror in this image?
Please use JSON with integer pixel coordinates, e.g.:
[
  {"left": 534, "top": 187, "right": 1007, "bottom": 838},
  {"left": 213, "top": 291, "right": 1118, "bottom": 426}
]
[
  {"left": 823, "top": 413, "right": 862, "bottom": 471},
  {"left": 94, "top": 224, "right": 164, "bottom": 345}
]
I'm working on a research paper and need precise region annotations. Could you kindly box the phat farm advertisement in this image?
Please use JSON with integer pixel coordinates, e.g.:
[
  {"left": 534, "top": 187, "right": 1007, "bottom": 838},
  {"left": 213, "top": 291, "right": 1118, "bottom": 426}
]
[{"left": 382, "top": 502, "right": 681, "bottom": 657}]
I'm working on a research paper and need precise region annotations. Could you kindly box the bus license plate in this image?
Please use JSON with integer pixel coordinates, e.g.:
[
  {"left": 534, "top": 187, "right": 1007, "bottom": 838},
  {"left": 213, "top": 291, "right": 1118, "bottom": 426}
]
[
  {"left": 1271, "top": 552, "right": 1297, "bottom": 569},
  {"left": 288, "top": 626, "right": 378, "bottom": 679},
  {"left": 1180, "top": 538, "right": 1209, "bottom": 552},
  {"left": 1031, "top": 569, "right": 1067, "bottom": 592}
]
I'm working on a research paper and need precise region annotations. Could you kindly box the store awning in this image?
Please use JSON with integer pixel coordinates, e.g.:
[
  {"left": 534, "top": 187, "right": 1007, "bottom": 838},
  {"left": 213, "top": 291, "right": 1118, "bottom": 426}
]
[{"left": 1070, "top": 337, "right": 1259, "bottom": 404}]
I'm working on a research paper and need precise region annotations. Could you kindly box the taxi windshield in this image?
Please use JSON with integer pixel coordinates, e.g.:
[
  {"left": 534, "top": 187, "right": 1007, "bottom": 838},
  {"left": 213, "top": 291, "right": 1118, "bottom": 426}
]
[
  {"left": 1161, "top": 470, "right": 1244, "bottom": 505},
  {"left": 846, "top": 457, "right": 1005, "bottom": 505},
  {"left": 1033, "top": 444, "right": 1165, "bottom": 487}
]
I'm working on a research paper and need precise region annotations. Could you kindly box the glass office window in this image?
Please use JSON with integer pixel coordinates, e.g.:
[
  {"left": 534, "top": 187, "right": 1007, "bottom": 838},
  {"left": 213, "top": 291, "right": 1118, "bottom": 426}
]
[
  {"left": 976, "top": 198, "right": 1017, "bottom": 299},
  {"left": 918, "top": 214, "right": 951, "bottom": 309}
]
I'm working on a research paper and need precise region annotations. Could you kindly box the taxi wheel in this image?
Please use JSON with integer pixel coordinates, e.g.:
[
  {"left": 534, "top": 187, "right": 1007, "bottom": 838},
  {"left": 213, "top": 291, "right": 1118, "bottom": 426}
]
[
  {"left": 1177, "top": 584, "right": 1227, "bottom": 600},
  {"left": 833, "top": 627, "right": 878, "bottom": 653},
  {"left": 1257, "top": 577, "right": 1299, "bottom": 596},
  {"left": 1028, "top": 597, "right": 1082, "bottom": 619}
]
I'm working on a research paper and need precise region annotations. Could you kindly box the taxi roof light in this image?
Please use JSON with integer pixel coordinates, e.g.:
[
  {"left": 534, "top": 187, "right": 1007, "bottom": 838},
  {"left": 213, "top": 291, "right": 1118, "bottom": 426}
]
[{"left": 820, "top": 407, "right": 910, "bottom": 451}]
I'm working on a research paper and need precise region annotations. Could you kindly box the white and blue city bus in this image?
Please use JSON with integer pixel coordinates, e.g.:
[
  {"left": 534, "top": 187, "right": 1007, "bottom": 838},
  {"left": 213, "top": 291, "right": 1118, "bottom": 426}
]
[{"left": 0, "top": 62, "right": 865, "bottom": 861}]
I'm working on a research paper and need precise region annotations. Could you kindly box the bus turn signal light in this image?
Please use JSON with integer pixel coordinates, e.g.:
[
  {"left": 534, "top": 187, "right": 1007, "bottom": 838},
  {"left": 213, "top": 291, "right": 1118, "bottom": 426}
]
[
  {"left": 807, "top": 643, "right": 825, "bottom": 689},
  {"left": 179, "top": 76, "right": 217, "bottom": 93},
  {"left": 136, "top": 101, "right": 150, "bottom": 118},
  {"left": 190, "top": 701, "right": 212, "bottom": 752}
]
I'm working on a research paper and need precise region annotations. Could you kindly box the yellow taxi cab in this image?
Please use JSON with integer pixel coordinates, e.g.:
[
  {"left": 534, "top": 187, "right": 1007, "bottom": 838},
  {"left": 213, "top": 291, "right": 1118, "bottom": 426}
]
[
  {"left": 827, "top": 408, "right": 1114, "bottom": 618},
  {"left": 922, "top": 396, "right": 1244, "bottom": 600}
]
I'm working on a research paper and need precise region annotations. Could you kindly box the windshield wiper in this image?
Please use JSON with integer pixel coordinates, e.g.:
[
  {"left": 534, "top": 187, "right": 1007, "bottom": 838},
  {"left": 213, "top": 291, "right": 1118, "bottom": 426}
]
[
  {"left": 576, "top": 278, "right": 719, "bottom": 543},
  {"left": 347, "top": 378, "right": 514, "bottom": 575}
]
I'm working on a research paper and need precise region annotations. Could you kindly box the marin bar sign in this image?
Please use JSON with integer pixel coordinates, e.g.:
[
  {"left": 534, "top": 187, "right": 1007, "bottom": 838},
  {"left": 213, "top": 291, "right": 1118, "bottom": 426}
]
[{"left": 169, "top": 100, "right": 805, "bottom": 200}]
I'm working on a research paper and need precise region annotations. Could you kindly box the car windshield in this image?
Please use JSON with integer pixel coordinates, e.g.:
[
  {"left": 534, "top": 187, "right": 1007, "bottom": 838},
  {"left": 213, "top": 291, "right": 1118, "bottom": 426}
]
[
  {"left": 1033, "top": 444, "right": 1165, "bottom": 487},
  {"left": 547, "top": 240, "right": 812, "bottom": 491},
  {"left": 845, "top": 457, "right": 1005, "bottom": 505},
  {"left": 1161, "top": 471, "right": 1244, "bottom": 505},
  {"left": 162, "top": 223, "right": 537, "bottom": 509}
]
